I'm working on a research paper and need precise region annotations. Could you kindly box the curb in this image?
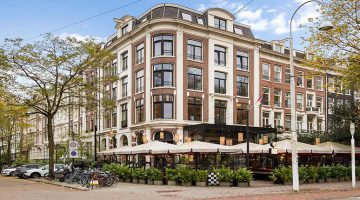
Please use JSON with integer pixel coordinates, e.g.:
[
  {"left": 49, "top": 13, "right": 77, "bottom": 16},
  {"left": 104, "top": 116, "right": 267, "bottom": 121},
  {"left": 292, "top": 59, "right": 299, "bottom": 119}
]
[{"left": 27, "top": 178, "right": 89, "bottom": 191}]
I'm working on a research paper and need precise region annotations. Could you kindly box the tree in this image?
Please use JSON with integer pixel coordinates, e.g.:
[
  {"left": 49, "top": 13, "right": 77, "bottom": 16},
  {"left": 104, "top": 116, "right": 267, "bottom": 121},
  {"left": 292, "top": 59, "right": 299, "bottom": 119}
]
[
  {"left": 0, "top": 34, "right": 114, "bottom": 177},
  {"left": 304, "top": 0, "right": 360, "bottom": 89},
  {"left": 327, "top": 101, "right": 360, "bottom": 146}
]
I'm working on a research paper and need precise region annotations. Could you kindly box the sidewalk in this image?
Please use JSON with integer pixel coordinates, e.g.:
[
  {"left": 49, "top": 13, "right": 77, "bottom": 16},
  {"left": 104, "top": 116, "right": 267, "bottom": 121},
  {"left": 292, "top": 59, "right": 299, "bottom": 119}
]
[{"left": 26, "top": 178, "right": 88, "bottom": 191}]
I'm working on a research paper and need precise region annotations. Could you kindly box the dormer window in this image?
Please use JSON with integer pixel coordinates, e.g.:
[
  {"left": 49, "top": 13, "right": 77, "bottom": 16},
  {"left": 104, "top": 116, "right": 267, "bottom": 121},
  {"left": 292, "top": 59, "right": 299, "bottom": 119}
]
[
  {"left": 273, "top": 44, "right": 283, "bottom": 53},
  {"left": 234, "top": 27, "right": 243, "bottom": 35},
  {"left": 182, "top": 13, "right": 192, "bottom": 21},
  {"left": 122, "top": 25, "right": 128, "bottom": 35},
  {"left": 197, "top": 17, "right": 204, "bottom": 25},
  {"left": 214, "top": 17, "right": 226, "bottom": 30}
]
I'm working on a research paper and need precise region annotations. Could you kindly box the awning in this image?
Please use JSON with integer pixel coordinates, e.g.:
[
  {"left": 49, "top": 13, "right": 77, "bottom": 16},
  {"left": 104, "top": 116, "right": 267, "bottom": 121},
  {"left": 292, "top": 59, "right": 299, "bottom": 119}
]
[
  {"left": 98, "top": 146, "right": 133, "bottom": 155},
  {"left": 168, "top": 141, "right": 242, "bottom": 153},
  {"left": 131, "top": 140, "right": 176, "bottom": 154},
  {"left": 228, "top": 142, "right": 269, "bottom": 153},
  {"left": 263, "top": 140, "right": 331, "bottom": 154},
  {"left": 316, "top": 142, "right": 360, "bottom": 154}
]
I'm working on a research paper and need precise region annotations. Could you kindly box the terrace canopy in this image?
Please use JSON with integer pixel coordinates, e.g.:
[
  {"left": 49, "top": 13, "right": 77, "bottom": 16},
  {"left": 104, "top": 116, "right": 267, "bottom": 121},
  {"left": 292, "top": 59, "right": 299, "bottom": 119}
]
[
  {"left": 316, "top": 142, "right": 360, "bottom": 154},
  {"left": 228, "top": 142, "right": 269, "bottom": 153},
  {"left": 263, "top": 140, "right": 330, "bottom": 154},
  {"left": 168, "top": 140, "right": 242, "bottom": 153},
  {"left": 131, "top": 140, "right": 176, "bottom": 154}
]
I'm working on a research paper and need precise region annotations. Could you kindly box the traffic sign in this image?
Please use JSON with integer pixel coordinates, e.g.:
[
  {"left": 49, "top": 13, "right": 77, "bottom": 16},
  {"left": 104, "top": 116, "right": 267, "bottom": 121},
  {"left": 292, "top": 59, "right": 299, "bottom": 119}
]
[{"left": 69, "top": 140, "right": 79, "bottom": 158}]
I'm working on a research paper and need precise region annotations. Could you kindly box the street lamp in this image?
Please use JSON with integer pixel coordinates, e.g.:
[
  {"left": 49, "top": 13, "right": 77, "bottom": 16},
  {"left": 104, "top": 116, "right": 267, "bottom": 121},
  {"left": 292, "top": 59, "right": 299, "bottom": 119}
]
[
  {"left": 289, "top": 0, "right": 333, "bottom": 192},
  {"left": 350, "top": 122, "right": 356, "bottom": 189}
]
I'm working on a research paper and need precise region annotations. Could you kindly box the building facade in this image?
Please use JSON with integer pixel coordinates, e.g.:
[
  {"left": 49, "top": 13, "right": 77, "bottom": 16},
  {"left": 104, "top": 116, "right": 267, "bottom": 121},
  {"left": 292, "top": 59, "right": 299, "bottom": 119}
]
[{"left": 22, "top": 3, "right": 357, "bottom": 161}]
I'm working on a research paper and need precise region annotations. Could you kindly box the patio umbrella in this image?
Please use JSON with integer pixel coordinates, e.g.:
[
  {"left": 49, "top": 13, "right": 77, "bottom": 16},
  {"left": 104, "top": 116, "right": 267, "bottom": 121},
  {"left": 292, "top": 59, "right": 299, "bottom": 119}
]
[
  {"left": 316, "top": 141, "right": 360, "bottom": 154},
  {"left": 228, "top": 142, "right": 269, "bottom": 154},
  {"left": 168, "top": 140, "right": 242, "bottom": 153},
  {"left": 263, "top": 139, "right": 331, "bottom": 154},
  {"left": 131, "top": 140, "right": 176, "bottom": 154},
  {"left": 114, "top": 145, "right": 134, "bottom": 155}
]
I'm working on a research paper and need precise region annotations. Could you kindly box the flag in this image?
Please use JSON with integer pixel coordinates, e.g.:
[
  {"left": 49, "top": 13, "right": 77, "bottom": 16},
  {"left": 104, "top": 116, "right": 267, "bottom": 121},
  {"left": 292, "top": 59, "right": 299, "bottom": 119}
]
[{"left": 255, "top": 95, "right": 264, "bottom": 107}]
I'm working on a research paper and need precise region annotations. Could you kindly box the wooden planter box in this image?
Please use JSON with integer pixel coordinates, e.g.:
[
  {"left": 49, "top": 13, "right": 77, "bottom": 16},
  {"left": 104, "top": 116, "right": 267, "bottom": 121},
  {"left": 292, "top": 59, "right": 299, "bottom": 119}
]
[
  {"left": 139, "top": 179, "right": 146, "bottom": 184},
  {"left": 339, "top": 177, "right": 345, "bottom": 182},
  {"left": 318, "top": 179, "right": 325, "bottom": 183},
  {"left": 167, "top": 180, "right": 177, "bottom": 186},
  {"left": 237, "top": 182, "right": 249, "bottom": 187},
  {"left": 284, "top": 181, "right": 292, "bottom": 185},
  {"left": 196, "top": 182, "right": 206, "bottom": 187},
  {"left": 307, "top": 179, "right": 315, "bottom": 184},
  {"left": 147, "top": 180, "right": 154, "bottom": 185},
  {"left": 219, "top": 182, "right": 231, "bottom": 187},
  {"left": 181, "top": 182, "right": 192, "bottom": 186},
  {"left": 345, "top": 176, "right": 350, "bottom": 181},
  {"left": 132, "top": 178, "right": 139, "bottom": 184},
  {"left": 326, "top": 178, "right": 333, "bottom": 182},
  {"left": 126, "top": 178, "right": 132, "bottom": 183},
  {"left": 154, "top": 180, "right": 163, "bottom": 185},
  {"left": 332, "top": 178, "right": 339, "bottom": 182}
]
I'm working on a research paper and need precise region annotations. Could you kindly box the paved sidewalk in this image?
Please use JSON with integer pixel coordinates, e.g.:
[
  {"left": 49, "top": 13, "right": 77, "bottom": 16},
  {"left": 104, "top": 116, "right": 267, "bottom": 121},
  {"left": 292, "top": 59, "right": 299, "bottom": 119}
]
[{"left": 1, "top": 176, "right": 359, "bottom": 200}]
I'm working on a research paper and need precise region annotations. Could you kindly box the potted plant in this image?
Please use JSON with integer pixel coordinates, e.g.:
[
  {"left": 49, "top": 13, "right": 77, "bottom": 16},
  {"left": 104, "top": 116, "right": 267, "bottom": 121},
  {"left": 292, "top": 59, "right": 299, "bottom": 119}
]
[
  {"left": 307, "top": 165, "right": 319, "bottom": 183},
  {"left": 345, "top": 166, "right": 351, "bottom": 181},
  {"left": 177, "top": 166, "right": 195, "bottom": 186},
  {"left": 166, "top": 168, "right": 178, "bottom": 186},
  {"left": 152, "top": 168, "right": 164, "bottom": 185},
  {"left": 138, "top": 168, "right": 147, "bottom": 184},
  {"left": 234, "top": 168, "right": 253, "bottom": 187},
  {"left": 270, "top": 166, "right": 292, "bottom": 185},
  {"left": 356, "top": 166, "right": 360, "bottom": 180},
  {"left": 195, "top": 170, "right": 208, "bottom": 187},
  {"left": 131, "top": 168, "right": 142, "bottom": 183},
  {"left": 317, "top": 166, "right": 329, "bottom": 183},
  {"left": 214, "top": 166, "right": 234, "bottom": 187},
  {"left": 299, "top": 165, "right": 309, "bottom": 184},
  {"left": 329, "top": 165, "right": 339, "bottom": 182}
]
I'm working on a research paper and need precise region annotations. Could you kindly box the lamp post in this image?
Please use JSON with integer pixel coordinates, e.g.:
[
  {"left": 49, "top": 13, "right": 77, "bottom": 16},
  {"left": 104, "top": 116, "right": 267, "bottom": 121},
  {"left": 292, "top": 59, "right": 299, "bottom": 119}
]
[
  {"left": 289, "top": 0, "right": 333, "bottom": 192},
  {"left": 350, "top": 122, "right": 356, "bottom": 189}
]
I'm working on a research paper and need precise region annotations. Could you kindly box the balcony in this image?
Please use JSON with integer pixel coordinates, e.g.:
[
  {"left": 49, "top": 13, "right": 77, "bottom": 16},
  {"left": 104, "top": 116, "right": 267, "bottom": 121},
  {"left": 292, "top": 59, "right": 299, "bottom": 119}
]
[{"left": 306, "top": 107, "right": 319, "bottom": 113}]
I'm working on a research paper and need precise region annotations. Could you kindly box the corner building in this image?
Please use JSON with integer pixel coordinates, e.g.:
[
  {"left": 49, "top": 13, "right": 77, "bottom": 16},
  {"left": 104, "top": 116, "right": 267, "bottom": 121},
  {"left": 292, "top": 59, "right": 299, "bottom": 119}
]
[{"left": 97, "top": 4, "right": 326, "bottom": 150}]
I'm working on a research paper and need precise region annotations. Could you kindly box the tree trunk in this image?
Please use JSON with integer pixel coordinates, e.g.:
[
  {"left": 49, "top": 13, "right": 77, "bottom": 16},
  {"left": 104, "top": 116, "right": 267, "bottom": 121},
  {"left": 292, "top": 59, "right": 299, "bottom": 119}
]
[
  {"left": 47, "top": 115, "right": 55, "bottom": 178},
  {"left": 6, "top": 134, "right": 11, "bottom": 165}
]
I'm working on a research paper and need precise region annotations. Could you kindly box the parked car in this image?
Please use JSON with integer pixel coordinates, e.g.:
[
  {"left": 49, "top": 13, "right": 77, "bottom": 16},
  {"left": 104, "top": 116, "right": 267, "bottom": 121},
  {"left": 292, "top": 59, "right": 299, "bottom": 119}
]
[
  {"left": 24, "top": 164, "right": 65, "bottom": 178},
  {"left": 14, "top": 164, "right": 40, "bottom": 178},
  {"left": 1, "top": 166, "right": 18, "bottom": 176}
]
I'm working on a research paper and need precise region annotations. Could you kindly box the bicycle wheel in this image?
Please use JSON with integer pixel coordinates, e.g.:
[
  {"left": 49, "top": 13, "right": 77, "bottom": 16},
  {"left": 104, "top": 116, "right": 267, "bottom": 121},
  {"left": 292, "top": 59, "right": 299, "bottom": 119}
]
[{"left": 64, "top": 173, "right": 73, "bottom": 183}]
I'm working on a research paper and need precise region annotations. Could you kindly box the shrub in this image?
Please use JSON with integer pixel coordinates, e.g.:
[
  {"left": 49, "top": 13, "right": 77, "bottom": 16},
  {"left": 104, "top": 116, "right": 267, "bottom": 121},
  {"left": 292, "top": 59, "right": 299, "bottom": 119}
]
[
  {"left": 145, "top": 168, "right": 163, "bottom": 181},
  {"left": 132, "top": 168, "right": 145, "bottom": 179},
  {"left": 102, "top": 163, "right": 131, "bottom": 179},
  {"left": 234, "top": 168, "right": 253, "bottom": 183},
  {"left": 213, "top": 166, "right": 234, "bottom": 182},
  {"left": 166, "top": 168, "right": 179, "bottom": 181},
  {"left": 318, "top": 165, "right": 331, "bottom": 180},
  {"left": 299, "top": 165, "right": 309, "bottom": 182},
  {"left": 195, "top": 170, "right": 208, "bottom": 182},
  {"left": 177, "top": 166, "right": 196, "bottom": 183},
  {"left": 356, "top": 166, "right": 360, "bottom": 178},
  {"left": 308, "top": 165, "right": 319, "bottom": 181},
  {"left": 270, "top": 166, "right": 292, "bottom": 184}
]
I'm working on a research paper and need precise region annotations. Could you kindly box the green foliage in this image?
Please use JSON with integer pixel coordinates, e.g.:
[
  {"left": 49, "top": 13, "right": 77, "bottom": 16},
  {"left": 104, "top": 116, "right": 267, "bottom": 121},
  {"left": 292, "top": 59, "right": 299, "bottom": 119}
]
[
  {"left": 356, "top": 166, "right": 360, "bottom": 178},
  {"left": 299, "top": 165, "right": 309, "bottom": 182},
  {"left": 318, "top": 165, "right": 331, "bottom": 179},
  {"left": 308, "top": 165, "right": 319, "bottom": 181},
  {"left": 102, "top": 163, "right": 131, "bottom": 179},
  {"left": 195, "top": 170, "right": 208, "bottom": 182},
  {"left": 233, "top": 168, "right": 253, "bottom": 183},
  {"left": 12, "top": 155, "right": 28, "bottom": 166},
  {"left": 270, "top": 166, "right": 292, "bottom": 184},
  {"left": 145, "top": 168, "right": 163, "bottom": 181},
  {"left": 165, "top": 168, "right": 179, "bottom": 182},
  {"left": 176, "top": 166, "right": 196, "bottom": 183},
  {"left": 213, "top": 166, "right": 234, "bottom": 182}
]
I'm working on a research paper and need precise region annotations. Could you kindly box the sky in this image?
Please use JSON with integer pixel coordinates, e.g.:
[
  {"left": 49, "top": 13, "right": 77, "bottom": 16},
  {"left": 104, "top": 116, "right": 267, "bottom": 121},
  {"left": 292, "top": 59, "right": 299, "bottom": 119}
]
[{"left": 0, "top": 0, "right": 321, "bottom": 50}]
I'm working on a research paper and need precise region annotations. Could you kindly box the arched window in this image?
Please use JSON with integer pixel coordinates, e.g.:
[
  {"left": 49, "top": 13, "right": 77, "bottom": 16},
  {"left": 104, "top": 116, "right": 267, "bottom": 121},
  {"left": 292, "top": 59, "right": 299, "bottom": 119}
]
[
  {"left": 153, "top": 131, "right": 174, "bottom": 144},
  {"left": 120, "top": 135, "right": 128, "bottom": 147},
  {"left": 111, "top": 137, "right": 117, "bottom": 149},
  {"left": 136, "top": 132, "right": 144, "bottom": 145},
  {"left": 101, "top": 138, "right": 106, "bottom": 151}
]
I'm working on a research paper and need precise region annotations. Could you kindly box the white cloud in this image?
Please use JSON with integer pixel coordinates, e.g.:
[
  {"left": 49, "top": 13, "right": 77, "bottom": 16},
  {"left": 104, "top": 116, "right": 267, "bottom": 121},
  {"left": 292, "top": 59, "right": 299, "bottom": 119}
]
[
  {"left": 270, "top": 12, "right": 288, "bottom": 34},
  {"left": 266, "top": 8, "right": 277, "bottom": 13},
  {"left": 58, "top": 33, "right": 104, "bottom": 42}
]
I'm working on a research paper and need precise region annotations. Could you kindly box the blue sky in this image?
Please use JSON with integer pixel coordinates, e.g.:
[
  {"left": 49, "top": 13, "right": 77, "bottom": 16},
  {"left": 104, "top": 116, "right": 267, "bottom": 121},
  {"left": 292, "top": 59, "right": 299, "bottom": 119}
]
[{"left": 0, "top": 0, "right": 320, "bottom": 50}]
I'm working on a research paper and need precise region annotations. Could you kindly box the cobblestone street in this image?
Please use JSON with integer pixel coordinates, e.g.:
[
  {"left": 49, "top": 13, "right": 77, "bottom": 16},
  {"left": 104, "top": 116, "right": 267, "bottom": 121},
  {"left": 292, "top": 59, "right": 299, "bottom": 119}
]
[{"left": 1, "top": 176, "right": 360, "bottom": 200}]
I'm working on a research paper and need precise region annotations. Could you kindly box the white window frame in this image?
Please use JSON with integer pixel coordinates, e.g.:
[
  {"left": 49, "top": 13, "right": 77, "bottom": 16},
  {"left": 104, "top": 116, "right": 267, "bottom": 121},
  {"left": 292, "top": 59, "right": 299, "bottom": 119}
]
[
  {"left": 262, "top": 63, "right": 270, "bottom": 81},
  {"left": 274, "top": 65, "right": 282, "bottom": 83},
  {"left": 274, "top": 89, "right": 282, "bottom": 108},
  {"left": 181, "top": 13, "right": 192, "bottom": 21}
]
